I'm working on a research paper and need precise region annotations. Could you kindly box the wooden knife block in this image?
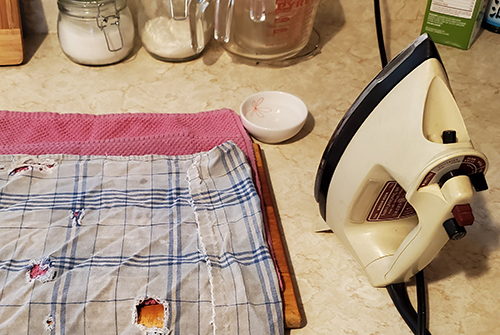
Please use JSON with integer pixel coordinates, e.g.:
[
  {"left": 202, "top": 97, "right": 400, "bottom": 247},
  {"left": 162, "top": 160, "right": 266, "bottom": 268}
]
[{"left": 0, "top": 0, "right": 23, "bottom": 65}]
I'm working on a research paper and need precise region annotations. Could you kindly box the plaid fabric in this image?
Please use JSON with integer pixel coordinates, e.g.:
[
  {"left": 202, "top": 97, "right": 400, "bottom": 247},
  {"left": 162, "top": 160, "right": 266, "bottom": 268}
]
[{"left": 0, "top": 141, "right": 283, "bottom": 335}]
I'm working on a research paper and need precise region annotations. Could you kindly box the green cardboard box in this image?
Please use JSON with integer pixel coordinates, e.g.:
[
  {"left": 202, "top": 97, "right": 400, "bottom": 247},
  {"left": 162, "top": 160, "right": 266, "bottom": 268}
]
[{"left": 421, "top": 0, "right": 487, "bottom": 50}]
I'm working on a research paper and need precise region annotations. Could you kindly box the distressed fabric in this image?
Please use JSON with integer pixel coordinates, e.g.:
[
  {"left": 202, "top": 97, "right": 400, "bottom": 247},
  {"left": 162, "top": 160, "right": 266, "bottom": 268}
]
[
  {"left": 0, "top": 109, "right": 273, "bottom": 276},
  {"left": 0, "top": 109, "right": 261, "bottom": 203},
  {"left": 0, "top": 141, "right": 283, "bottom": 335}
]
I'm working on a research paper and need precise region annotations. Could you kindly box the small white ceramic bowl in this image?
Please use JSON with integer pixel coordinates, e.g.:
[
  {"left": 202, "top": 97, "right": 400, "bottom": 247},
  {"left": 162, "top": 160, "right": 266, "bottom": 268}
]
[{"left": 240, "top": 91, "right": 308, "bottom": 144}]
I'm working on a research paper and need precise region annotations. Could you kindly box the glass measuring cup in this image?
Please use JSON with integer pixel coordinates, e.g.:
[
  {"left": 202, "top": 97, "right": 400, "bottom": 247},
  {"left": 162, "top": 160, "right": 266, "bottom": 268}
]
[
  {"left": 214, "top": 0, "right": 320, "bottom": 61},
  {"left": 137, "top": 0, "right": 214, "bottom": 62}
]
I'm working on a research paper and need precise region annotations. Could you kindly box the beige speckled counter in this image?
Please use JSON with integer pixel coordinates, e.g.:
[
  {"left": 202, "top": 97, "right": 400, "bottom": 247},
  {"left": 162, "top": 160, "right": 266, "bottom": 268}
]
[{"left": 2, "top": 0, "right": 500, "bottom": 334}]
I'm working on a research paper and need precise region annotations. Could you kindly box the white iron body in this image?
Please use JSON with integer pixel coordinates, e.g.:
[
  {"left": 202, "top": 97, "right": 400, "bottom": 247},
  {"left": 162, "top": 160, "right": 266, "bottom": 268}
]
[{"left": 321, "top": 36, "right": 488, "bottom": 287}]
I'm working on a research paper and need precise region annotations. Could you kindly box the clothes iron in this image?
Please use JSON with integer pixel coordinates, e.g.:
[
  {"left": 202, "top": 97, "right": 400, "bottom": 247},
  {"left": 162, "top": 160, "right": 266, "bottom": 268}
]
[{"left": 315, "top": 34, "right": 489, "bottom": 288}]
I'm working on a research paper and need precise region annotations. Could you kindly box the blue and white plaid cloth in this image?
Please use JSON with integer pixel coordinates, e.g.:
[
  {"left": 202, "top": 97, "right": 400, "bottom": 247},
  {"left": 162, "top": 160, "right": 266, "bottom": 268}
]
[{"left": 0, "top": 141, "right": 283, "bottom": 335}]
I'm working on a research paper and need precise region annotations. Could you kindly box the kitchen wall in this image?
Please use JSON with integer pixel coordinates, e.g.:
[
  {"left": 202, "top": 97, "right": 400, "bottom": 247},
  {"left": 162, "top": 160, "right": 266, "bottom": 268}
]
[
  {"left": 20, "top": 0, "right": 55, "bottom": 34},
  {"left": 19, "top": 0, "right": 361, "bottom": 37},
  {"left": 19, "top": 0, "right": 141, "bottom": 34}
]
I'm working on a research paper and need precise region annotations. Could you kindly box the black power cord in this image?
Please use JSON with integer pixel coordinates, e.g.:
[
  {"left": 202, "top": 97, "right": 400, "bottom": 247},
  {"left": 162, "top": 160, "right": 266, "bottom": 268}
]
[
  {"left": 374, "top": 0, "right": 388, "bottom": 67},
  {"left": 387, "top": 273, "right": 431, "bottom": 335},
  {"left": 416, "top": 270, "right": 428, "bottom": 335},
  {"left": 373, "top": 1, "right": 430, "bottom": 334}
]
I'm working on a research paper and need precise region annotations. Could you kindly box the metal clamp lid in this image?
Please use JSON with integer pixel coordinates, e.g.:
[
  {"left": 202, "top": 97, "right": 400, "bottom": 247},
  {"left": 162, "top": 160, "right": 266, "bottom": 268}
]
[
  {"left": 96, "top": 1, "right": 123, "bottom": 52},
  {"left": 57, "top": 0, "right": 127, "bottom": 18}
]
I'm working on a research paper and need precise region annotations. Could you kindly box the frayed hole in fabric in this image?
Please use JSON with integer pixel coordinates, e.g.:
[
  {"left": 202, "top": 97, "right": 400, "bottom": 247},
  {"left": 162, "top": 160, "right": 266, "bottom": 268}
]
[
  {"left": 133, "top": 296, "right": 169, "bottom": 335},
  {"left": 44, "top": 315, "right": 55, "bottom": 331},
  {"left": 9, "top": 157, "right": 57, "bottom": 176},
  {"left": 70, "top": 209, "right": 85, "bottom": 226},
  {"left": 27, "top": 257, "right": 56, "bottom": 283}
]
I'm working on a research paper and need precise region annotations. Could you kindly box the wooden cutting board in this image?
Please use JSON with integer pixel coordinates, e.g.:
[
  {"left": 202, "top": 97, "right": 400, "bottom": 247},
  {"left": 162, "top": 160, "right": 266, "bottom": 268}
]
[
  {"left": 253, "top": 143, "right": 304, "bottom": 329},
  {"left": 0, "top": 0, "right": 23, "bottom": 65}
]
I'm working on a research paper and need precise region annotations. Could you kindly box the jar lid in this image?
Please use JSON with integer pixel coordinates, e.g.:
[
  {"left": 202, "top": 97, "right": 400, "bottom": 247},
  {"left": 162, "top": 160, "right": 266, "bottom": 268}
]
[{"left": 58, "top": 0, "right": 127, "bottom": 17}]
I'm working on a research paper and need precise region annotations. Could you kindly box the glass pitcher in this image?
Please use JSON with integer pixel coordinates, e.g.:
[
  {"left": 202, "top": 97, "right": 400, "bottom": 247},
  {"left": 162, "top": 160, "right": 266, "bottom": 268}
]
[
  {"left": 137, "top": 0, "right": 214, "bottom": 62},
  {"left": 214, "top": 0, "right": 320, "bottom": 61}
]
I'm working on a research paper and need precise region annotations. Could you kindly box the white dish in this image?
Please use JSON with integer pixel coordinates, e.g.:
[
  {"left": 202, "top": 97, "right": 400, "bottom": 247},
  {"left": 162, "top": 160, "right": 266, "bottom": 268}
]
[{"left": 240, "top": 91, "right": 308, "bottom": 144}]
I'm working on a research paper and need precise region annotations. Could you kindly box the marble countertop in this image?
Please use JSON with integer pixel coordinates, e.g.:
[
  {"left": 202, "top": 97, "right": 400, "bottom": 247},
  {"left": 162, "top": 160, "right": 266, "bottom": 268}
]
[{"left": 1, "top": 0, "right": 500, "bottom": 334}]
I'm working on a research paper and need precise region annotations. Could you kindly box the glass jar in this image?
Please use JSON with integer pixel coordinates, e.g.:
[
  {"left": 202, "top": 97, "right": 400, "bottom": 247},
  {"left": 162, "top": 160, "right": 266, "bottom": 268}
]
[
  {"left": 214, "top": 0, "right": 320, "bottom": 61},
  {"left": 215, "top": 0, "right": 319, "bottom": 61},
  {"left": 137, "top": 0, "right": 214, "bottom": 62},
  {"left": 57, "top": 0, "right": 135, "bottom": 65}
]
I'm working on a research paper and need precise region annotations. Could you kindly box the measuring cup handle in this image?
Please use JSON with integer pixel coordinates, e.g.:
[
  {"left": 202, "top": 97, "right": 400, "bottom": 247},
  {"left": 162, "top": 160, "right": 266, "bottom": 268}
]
[
  {"left": 169, "top": 0, "right": 188, "bottom": 19},
  {"left": 188, "top": 0, "right": 211, "bottom": 54},
  {"left": 214, "top": 0, "right": 233, "bottom": 43},
  {"left": 249, "top": 0, "right": 266, "bottom": 22}
]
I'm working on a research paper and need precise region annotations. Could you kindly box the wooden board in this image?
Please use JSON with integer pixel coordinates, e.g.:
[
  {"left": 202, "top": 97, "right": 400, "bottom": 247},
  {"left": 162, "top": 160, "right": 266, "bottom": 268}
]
[
  {"left": 0, "top": 0, "right": 23, "bottom": 65},
  {"left": 253, "top": 143, "right": 303, "bottom": 329}
]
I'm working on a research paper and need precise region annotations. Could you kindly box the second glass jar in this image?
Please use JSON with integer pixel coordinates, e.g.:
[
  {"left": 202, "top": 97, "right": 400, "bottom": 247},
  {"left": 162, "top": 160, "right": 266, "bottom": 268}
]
[{"left": 137, "top": 0, "right": 214, "bottom": 62}]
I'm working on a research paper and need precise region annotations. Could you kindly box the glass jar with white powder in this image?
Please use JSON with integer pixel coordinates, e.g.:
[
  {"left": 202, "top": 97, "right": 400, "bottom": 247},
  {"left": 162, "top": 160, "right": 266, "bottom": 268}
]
[
  {"left": 57, "top": 0, "right": 135, "bottom": 65},
  {"left": 137, "top": 0, "right": 214, "bottom": 62}
]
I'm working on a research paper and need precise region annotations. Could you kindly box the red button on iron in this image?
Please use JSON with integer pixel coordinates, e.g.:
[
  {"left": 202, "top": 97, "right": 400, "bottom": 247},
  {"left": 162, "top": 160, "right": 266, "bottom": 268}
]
[{"left": 452, "top": 204, "right": 474, "bottom": 226}]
